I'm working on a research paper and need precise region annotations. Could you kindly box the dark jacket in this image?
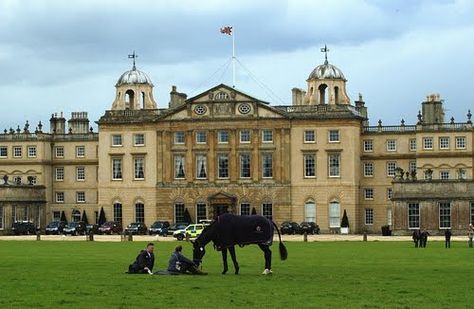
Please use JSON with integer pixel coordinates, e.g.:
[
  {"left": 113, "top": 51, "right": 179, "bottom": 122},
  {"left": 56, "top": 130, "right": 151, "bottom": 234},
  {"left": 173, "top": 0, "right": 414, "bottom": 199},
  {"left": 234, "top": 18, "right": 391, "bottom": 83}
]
[
  {"left": 167, "top": 251, "right": 195, "bottom": 273},
  {"left": 129, "top": 250, "right": 154, "bottom": 273},
  {"left": 445, "top": 229, "right": 452, "bottom": 239},
  {"left": 412, "top": 230, "right": 420, "bottom": 241}
]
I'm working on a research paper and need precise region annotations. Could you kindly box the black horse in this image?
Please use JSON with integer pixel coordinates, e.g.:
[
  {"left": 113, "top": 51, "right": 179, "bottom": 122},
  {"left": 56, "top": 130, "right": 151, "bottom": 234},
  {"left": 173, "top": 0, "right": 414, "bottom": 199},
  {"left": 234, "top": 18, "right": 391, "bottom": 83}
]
[{"left": 192, "top": 213, "right": 287, "bottom": 275}]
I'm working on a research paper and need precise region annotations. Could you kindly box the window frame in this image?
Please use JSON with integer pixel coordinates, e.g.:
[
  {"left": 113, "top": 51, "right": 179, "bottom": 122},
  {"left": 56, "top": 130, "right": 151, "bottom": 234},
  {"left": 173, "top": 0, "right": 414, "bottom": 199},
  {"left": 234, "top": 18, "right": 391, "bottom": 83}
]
[
  {"left": 196, "top": 202, "right": 207, "bottom": 222},
  {"left": 262, "top": 202, "right": 273, "bottom": 220},
  {"left": 386, "top": 161, "right": 397, "bottom": 177},
  {"left": 27, "top": 146, "right": 37, "bottom": 158},
  {"left": 13, "top": 146, "right": 22, "bottom": 158},
  {"left": 174, "top": 131, "right": 186, "bottom": 145},
  {"left": 328, "top": 153, "right": 341, "bottom": 178},
  {"left": 439, "top": 202, "right": 451, "bottom": 229},
  {"left": 239, "top": 153, "right": 251, "bottom": 178},
  {"left": 111, "top": 134, "right": 123, "bottom": 147},
  {"left": 304, "top": 130, "right": 316, "bottom": 143},
  {"left": 174, "top": 202, "right": 185, "bottom": 223},
  {"left": 196, "top": 131, "right": 207, "bottom": 144},
  {"left": 364, "top": 188, "right": 374, "bottom": 200},
  {"left": 262, "top": 153, "right": 273, "bottom": 178},
  {"left": 134, "top": 133, "right": 145, "bottom": 146},
  {"left": 134, "top": 157, "right": 145, "bottom": 180},
  {"left": 111, "top": 158, "right": 123, "bottom": 180},
  {"left": 386, "top": 139, "right": 397, "bottom": 152},
  {"left": 439, "top": 137, "right": 450, "bottom": 150},
  {"left": 303, "top": 153, "right": 316, "bottom": 178},
  {"left": 217, "top": 153, "right": 229, "bottom": 179},
  {"left": 75, "top": 145, "right": 85, "bottom": 158},
  {"left": 363, "top": 162, "right": 374, "bottom": 177},
  {"left": 55, "top": 167, "right": 64, "bottom": 182},
  {"left": 55, "top": 192, "right": 65, "bottom": 203},
  {"left": 440, "top": 170, "right": 450, "bottom": 180},
  {"left": 196, "top": 154, "right": 208, "bottom": 179},
  {"left": 174, "top": 155, "right": 186, "bottom": 179},
  {"left": 423, "top": 137, "right": 433, "bottom": 150},
  {"left": 363, "top": 140, "right": 373, "bottom": 152},
  {"left": 0, "top": 146, "right": 7, "bottom": 158},
  {"left": 409, "top": 138, "right": 417, "bottom": 152},
  {"left": 240, "top": 203, "right": 250, "bottom": 216},
  {"left": 76, "top": 191, "right": 86, "bottom": 203},
  {"left": 239, "top": 130, "right": 251, "bottom": 144},
  {"left": 217, "top": 130, "right": 229, "bottom": 144},
  {"left": 329, "top": 201, "right": 340, "bottom": 228},
  {"left": 408, "top": 202, "right": 420, "bottom": 229},
  {"left": 55, "top": 146, "right": 64, "bottom": 158},
  {"left": 328, "top": 130, "right": 340, "bottom": 143},
  {"left": 365, "top": 208, "right": 374, "bottom": 225},
  {"left": 76, "top": 166, "right": 85, "bottom": 181},
  {"left": 262, "top": 129, "right": 273, "bottom": 143},
  {"left": 135, "top": 202, "right": 145, "bottom": 223},
  {"left": 455, "top": 136, "right": 466, "bottom": 149}
]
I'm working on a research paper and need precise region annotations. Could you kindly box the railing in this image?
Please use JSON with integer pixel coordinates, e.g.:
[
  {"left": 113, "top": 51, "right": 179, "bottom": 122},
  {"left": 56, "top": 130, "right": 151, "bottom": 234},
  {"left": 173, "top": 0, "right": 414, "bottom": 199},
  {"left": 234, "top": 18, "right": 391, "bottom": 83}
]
[
  {"left": 364, "top": 122, "right": 472, "bottom": 133},
  {"left": 0, "top": 132, "right": 98, "bottom": 141},
  {"left": 364, "top": 125, "right": 416, "bottom": 133},
  {"left": 276, "top": 104, "right": 363, "bottom": 117}
]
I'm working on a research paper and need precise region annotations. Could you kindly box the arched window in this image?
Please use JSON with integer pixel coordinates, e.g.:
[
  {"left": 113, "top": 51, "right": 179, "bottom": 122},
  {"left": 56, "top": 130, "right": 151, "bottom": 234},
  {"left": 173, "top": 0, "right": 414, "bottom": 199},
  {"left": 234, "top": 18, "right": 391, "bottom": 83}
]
[
  {"left": 135, "top": 202, "right": 144, "bottom": 223},
  {"left": 113, "top": 202, "right": 122, "bottom": 223},
  {"left": 262, "top": 202, "right": 273, "bottom": 220},
  {"left": 71, "top": 209, "right": 81, "bottom": 222},
  {"left": 334, "top": 86, "right": 339, "bottom": 104},
  {"left": 329, "top": 201, "right": 340, "bottom": 228},
  {"left": 240, "top": 202, "right": 250, "bottom": 216},
  {"left": 125, "top": 90, "right": 135, "bottom": 109},
  {"left": 196, "top": 202, "right": 207, "bottom": 223},
  {"left": 175, "top": 202, "right": 185, "bottom": 223},
  {"left": 304, "top": 200, "right": 316, "bottom": 223},
  {"left": 318, "top": 84, "right": 328, "bottom": 104}
]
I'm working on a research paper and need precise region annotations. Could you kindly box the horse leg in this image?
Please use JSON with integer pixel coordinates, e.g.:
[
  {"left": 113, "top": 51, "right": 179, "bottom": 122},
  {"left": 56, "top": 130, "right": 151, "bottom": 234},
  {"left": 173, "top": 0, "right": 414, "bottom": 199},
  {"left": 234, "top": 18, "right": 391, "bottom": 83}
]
[
  {"left": 228, "top": 246, "right": 240, "bottom": 275},
  {"left": 258, "top": 244, "right": 272, "bottom": 272},
  {"left": 221, "top": 248, "right": 229, "bottom": 275}
]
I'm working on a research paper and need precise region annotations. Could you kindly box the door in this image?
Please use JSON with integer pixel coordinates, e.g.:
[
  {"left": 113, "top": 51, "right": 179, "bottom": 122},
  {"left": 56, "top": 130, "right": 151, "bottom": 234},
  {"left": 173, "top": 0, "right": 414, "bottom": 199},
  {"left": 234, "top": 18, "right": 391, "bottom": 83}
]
[{"left": 215, "top": 205, "right": 229, "bottom": 217}]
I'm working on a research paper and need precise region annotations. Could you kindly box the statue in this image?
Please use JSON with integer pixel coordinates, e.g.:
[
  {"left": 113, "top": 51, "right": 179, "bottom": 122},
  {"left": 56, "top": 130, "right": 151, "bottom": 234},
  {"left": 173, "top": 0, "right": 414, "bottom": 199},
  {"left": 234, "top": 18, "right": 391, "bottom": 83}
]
[{"left": 2, "top": 175, "right": 8, "bottom": 185}]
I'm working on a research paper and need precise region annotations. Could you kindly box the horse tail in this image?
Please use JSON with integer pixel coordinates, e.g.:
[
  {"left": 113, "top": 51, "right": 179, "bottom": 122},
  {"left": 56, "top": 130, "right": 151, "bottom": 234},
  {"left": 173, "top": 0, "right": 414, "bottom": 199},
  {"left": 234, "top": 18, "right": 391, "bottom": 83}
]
[{"left": 272, "top": 221, "right": 288, "bottom": 261}]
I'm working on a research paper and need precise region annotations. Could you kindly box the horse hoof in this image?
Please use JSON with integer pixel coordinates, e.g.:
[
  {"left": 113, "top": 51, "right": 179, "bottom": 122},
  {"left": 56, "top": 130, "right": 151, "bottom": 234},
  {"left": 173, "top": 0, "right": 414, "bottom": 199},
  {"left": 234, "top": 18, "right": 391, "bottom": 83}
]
[
  {"left": 222, "top": 270, "right": 228, "bottom": 275},
  {"left": 235, "top": 268, "right": 239, "bottom": 275}
]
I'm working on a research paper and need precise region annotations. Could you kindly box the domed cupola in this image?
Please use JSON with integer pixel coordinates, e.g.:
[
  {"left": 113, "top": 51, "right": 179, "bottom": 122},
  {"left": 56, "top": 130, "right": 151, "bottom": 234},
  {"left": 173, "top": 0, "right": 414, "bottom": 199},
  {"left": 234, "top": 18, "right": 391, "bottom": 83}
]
[
  {"left": 304, "top": 45, "right": 350, "bottom": 105},
  {"left": 111, "top": 52, "right": 157, "bottom": 110}
]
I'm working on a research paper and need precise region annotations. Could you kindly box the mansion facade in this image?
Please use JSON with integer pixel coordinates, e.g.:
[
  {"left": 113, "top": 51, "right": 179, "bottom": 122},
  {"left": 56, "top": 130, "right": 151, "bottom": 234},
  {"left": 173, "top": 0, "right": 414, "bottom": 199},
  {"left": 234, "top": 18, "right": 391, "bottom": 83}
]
[{"left": 0, "top": 56, "right": 473, "bottom": 235}]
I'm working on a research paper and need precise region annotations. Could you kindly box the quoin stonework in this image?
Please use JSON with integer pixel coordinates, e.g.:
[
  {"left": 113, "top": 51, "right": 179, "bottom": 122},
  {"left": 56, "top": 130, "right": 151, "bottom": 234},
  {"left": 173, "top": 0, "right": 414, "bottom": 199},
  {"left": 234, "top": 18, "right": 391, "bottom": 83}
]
[{"left": 1, "top": 53, "right": 473, "bottom": 235}]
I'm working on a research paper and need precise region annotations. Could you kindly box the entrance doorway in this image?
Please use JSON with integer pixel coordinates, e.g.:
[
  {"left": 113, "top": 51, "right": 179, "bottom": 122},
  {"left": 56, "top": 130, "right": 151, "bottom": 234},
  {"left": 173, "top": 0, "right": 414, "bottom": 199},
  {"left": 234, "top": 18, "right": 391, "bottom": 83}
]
[{"left": 208, "top": 192, "right": 236, "bottom": 220}]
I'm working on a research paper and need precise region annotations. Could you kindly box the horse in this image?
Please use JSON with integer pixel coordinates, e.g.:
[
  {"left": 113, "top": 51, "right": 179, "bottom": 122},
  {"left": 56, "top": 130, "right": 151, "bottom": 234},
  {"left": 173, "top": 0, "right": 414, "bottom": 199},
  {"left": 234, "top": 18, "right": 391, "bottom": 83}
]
[{"left": 192, "top": 213, "right": 288, "bottom": 275}]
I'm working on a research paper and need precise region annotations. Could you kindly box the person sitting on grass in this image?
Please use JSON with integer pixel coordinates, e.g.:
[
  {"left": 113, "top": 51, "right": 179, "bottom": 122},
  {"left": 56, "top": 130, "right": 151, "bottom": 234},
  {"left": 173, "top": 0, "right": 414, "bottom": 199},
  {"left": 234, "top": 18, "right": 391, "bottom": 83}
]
[
  {"left": 167, "top": 245, "right": 207, "bottom": 275},
  {"left": 128, "top": 242, "right": 155, "bottom": 274}
]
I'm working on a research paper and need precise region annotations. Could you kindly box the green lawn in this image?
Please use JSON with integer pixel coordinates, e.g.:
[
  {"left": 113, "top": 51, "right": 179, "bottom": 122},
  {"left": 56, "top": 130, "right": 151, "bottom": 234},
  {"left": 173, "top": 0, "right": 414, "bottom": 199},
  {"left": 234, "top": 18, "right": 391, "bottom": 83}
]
[{"left": 0, "top": 240, "right": 473, "bottom": 308}]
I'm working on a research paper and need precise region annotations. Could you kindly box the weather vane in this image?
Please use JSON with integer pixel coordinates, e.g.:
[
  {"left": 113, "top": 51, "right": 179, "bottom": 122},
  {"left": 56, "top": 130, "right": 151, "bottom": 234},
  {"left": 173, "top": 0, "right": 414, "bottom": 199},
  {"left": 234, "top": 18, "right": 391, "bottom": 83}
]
[
  {"left": 128, "top": 51, "right": 138, "bottom": 70},
  {"left": 320, "top": 44, "right": 329, "bottom": 64}
]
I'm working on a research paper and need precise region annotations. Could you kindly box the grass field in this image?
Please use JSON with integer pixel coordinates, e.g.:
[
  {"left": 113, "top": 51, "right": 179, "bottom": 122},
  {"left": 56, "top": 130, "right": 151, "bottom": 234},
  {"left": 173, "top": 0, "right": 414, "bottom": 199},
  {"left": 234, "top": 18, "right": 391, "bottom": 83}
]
[{"left": 0, "top": 240, "right": 473, "bottom": 308}]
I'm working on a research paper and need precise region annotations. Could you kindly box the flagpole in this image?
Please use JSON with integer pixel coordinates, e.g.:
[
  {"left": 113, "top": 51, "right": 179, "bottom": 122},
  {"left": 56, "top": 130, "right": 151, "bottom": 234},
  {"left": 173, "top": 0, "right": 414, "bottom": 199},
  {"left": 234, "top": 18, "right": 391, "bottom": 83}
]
[{"left": 232, "top": 27, "right": 235, "bottom": 88}]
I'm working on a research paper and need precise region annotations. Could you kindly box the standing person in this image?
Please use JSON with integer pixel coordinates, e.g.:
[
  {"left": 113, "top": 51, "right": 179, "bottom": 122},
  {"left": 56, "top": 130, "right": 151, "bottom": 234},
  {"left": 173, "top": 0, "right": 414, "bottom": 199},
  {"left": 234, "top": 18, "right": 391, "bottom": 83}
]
[
  {"left": 421, "top": 229, "right": 430, "bottom": 248},
  {"left": 469, "top": 224, "right": 474, "bottom": 248},
  {"left": 444, "top": 229, "right": 452, "bottom": 248},
  {"left": 412, "top": 229, "right": 420, "bottom": 248},
  {"left": 128, "top": 242, "right": 155, "bottom": 274},
  {"left": 167, "top": 245, "right": 207, "bottom": 275}
]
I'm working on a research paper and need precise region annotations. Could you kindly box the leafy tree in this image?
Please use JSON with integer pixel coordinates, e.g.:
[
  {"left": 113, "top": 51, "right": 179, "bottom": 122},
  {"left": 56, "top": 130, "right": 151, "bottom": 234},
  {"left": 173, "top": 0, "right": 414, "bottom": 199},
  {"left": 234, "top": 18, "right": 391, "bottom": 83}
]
[
  {"left": 60, "top": 211, "right": 68, "bottom": 224},
  {"left": 81, "top": 210, "right": 89, "bottom": 225},
  {"left": 98, "top": 207, "right": 106, "bottom": 225},
  {"left": 341, "top": 209, "right": 349, "bottom": 228},
  {"left": 183, "top": 208, "right": 193, "bottom": 224}
]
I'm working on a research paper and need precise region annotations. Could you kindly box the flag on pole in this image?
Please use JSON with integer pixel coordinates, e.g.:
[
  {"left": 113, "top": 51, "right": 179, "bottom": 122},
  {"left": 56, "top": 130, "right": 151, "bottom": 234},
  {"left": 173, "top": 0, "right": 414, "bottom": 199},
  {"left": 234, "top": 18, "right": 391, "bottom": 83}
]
[{"left": 220, "top": 26, "right": 233, "bottom": 35}]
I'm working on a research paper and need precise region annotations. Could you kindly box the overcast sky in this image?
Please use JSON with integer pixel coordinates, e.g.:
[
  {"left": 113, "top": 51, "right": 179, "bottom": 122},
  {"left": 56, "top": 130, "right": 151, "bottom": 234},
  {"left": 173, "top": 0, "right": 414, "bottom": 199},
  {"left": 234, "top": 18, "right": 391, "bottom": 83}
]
[{"left": 0, "top": 0, "right": 473, "bottom": 131}]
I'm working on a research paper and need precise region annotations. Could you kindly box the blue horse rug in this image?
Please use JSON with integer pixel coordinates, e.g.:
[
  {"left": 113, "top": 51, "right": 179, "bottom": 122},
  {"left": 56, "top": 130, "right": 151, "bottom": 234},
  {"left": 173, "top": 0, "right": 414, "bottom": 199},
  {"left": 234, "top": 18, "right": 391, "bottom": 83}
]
[{"left": 214, "top": 214, "right": 273, "bottom": 250}]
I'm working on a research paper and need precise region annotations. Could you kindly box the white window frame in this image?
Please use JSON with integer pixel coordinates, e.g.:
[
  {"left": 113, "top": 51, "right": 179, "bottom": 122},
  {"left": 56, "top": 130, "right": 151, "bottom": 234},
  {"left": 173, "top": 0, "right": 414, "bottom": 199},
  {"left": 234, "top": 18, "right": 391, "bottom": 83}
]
[
  {"left": 364, "top": 188, "right": 374, "bottom": 200},
  {"left": 409, "top": 161, "right": 417, "bottom": 173},
  {"left": 134, "top": 134, "right": 145, "bottom": 146},
  {"left": 329, "top": 201, "right": 340, "bottom": 228},
  {"left": 409, "top": 138, "right": 417, "bottom": 152},
  {"left": 174, "top": 155, "right": 186, "bottom": 179},
  {"left": 174, "top": 132, "right": 185, "bottom": 145},
  {"left": 240, "top": 153, "right": 251, "bottom": 178},
  {"left": 262, "top": 153, "right": 273, "bottom": 178},
  {"left": 387, "top": 161, "right": 397, "bottom": 177},
  {"left": 76, "top": 145, "right": 85, "bottom": 158},
  {"left": 196, "top": 154, "right": 208, "bottom": 179},
  {"left": 304, "top": 153, "right": 316, "bottom": 178},
  {"left": 196, "top": 202, "right": 207, "bottom": 222},
  {"left": 455, "top": 136, "right": 466, "bottom": 149},
  {"left": 135, "top": 202, "right": 145, "bottom": 223},
  {"left": 408, "top": 202, "right": 420, "bottom": 229},
  {"left": 112, "top": 158, "right": 122, "bottom": 180},
  {"left": 304, "top": 130, "right": 316, "bottom": 143},
  {"left": 13, "top": 146, "right": 22, "bottom": 158},
  {"left": 328, "top": 130, "right": 340, "bottom": 143},
  {"left": 363, "top": 140, "right": 373, "bottom": 152},
  {"left": 439, "top": 137, "right": 449, "bottom": 150},
  {"left": 365, "top": 208, "right": 374, "bottom": 225},
  {"left": 111, "top": 134, "right": 122, "bottom": 147},
  {"left": 240, "top": 130, "right": 251, "bottom": 143},
  {"left": 55, "top": 146, "right": 64, "bottom": 158},
  {"left": 134, "top": 157, "right": 145, "bottom": 180},
  {"left": 328, "top": 153, "right": 341, "bottom": 177},
  {"left": 0, "top": 146, "right": 7, "bottom": 158},
  {"left": 423, "top": 137, "right": 433, "bottom": 150},
  {"left": 217, "top": 131, "right": 229, "bottom": 144},
  {"left": 240, "top": 203, "right": 250, "bottom": 216},
  {"left": 439, "top": 202, "right": 451, "bottom": 229},
  {"left": 304, "top": 201, "right": 316, "bottom": 223},
  {"left": 262, "top": 130, "right": 273, "bottom": 143},
  {"left": 55, "top": 167, "right": 64, "bottom": 181},
  {"left": 76, "top": 166, "right": 85, "bottom": 181},
  {"left": 27, "top": 146, "right": 37, "bottom": 158},
  {"left": 440, "top": 170, "right": 450, "bottom": 180},
  {"left": 196, "top": 131, "right": 207, "bottom": 144},
  {"left": 76, "top": 191, "right": 86, "bottom": 203},
  {"left": 55, "top": 192, "right": 65, "bottom": 203},
  {"left": 386, "top": 139, "right": 397, "bottom": 152},
  {"left": 217, "top": 153, "right": 229, "bottom": 179},
  {"left": 363, "top": 162, "right": 374, "bottom": 177},
  {"left": 262, "top": 202, "right": 273, "bottom": 220}
]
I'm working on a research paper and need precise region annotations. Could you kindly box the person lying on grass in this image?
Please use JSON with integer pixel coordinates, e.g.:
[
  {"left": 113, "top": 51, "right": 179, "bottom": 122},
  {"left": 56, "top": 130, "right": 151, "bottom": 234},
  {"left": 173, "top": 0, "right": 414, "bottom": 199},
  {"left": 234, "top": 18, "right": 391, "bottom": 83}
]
[
  {"left": 168, "top": 245, "right": 207, "bottom": 275},
  {"left": 128, "top": 242, "right": 155, "bottom": 274}
]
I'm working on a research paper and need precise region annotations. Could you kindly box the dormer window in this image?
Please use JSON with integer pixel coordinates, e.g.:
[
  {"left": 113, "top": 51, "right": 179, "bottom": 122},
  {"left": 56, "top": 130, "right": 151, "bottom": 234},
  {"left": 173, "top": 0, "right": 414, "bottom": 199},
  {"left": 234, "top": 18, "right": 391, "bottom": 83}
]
[{"left": 215, "top": 91, "right": 230, "bottom": 101}]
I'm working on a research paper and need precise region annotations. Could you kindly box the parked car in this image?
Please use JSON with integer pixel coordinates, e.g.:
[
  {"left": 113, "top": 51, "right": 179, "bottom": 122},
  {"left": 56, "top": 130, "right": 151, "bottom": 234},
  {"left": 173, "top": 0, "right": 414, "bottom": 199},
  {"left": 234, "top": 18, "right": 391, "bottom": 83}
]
[
  {"left": 280, "top": 221, "right": 301, "bottom": 235},
  {"left": 98, "top": 221, "right": 122, "bottom": 235},
  {"left": 300, "top": 222, "right": 320, "bottom": 235},
  {"left": 11, "top": 221, "right": 37, "bottom": 235},
  {"left": 148, "top": 221, "right": 170, "bottom": 235},
  {"left": 198, "top": 219, "right": 213, "bottom": 225},
  {"left": 124, "top": 222, "right": 148, "bottom": 235},
  {"left": 45, "top": 221, "right": 67, "bottom": 235},
  {"left": 86, "top": 224, "right": 99, "bottom": 235},
  {"left": 165, "top": 223, "right": 189, "bottom": 236},
  {"left": 173, "top": 224, "right": 205, "bottom": 241},
  {"left": 63, "top": 222, "right": 87, "bottom": 235}
]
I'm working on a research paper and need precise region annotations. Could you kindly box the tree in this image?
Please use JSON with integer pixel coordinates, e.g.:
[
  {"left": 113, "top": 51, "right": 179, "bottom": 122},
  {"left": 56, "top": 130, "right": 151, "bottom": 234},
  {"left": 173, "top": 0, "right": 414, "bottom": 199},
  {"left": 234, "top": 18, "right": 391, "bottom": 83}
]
[
  {"left": 183, "top": 208, "right": 193, "bottom": 224},
  {"left": 82, "top": 210, "right": 89, "bottom": 225},
  {"left": 60, "top": 211, "right": 68, "bottom": 224},
  {"left": 251, "top": 207, "right": 257, "bottom": 215},
  {"left": 341, "top": 209, "right": 349, "bottom": 228},
  {"left": 98, "top": 207, "right": 106, "bottom": 225}
]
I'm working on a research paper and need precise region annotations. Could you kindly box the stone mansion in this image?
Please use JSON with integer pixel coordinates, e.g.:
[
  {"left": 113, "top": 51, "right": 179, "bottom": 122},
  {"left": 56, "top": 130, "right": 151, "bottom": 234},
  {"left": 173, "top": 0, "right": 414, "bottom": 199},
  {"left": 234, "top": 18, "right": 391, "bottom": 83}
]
[{"left": 0, "top": 55, "right": 473, "bottom": 235}]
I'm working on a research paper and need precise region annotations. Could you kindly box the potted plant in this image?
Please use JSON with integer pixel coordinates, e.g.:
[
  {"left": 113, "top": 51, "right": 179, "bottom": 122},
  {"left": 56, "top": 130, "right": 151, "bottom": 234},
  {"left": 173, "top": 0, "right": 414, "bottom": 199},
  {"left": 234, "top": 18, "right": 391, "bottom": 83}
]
[{"left": 340, "top": 209, "right": 349, "bottom": 234}]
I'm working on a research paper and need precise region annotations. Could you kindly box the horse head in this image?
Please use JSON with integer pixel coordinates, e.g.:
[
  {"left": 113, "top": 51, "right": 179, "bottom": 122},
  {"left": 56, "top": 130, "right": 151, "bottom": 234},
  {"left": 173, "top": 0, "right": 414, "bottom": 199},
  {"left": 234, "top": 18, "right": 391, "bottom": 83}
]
[{"left": 191, "top": 239, "right": 206, "bottom": 266}]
